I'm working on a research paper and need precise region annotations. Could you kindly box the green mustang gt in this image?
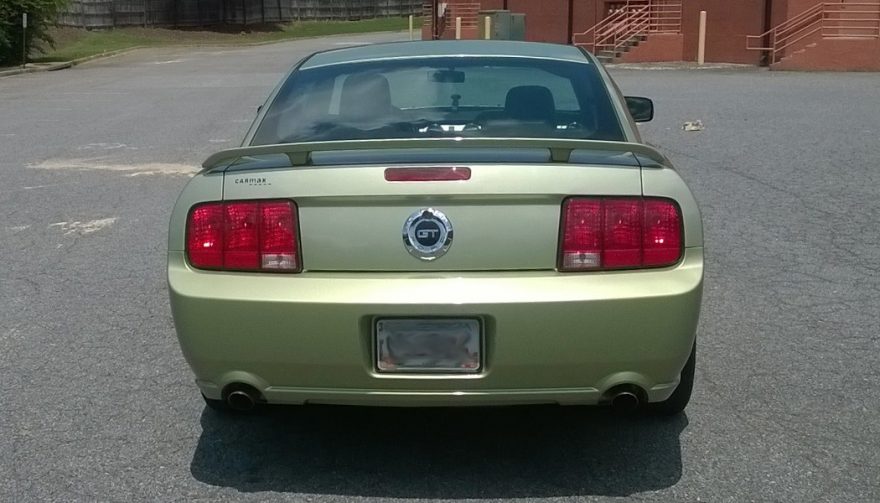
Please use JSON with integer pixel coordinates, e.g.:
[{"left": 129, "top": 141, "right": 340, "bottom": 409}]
[{"left": 168, "top": 40, "right": 703, "bottom": 415}]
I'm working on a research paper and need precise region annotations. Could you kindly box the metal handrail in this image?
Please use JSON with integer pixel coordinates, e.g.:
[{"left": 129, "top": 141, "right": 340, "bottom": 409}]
[
  {"left": 573, "top": 3, "right": 639, "bottom": 48},
  {"left": 572, "top": 0, "right": 682, "bottom": 50},
  {"left": 775, "top": 26, "right": 823, "bottom": 56},
  {"left": 747, "top": 2, "right": 880, "bottom": 63},
  {"left": 596, "top": 8, "right": 653, "bottom": 52},
  {"left": 595, "top": 6, "right": 651, "bottom": 49}
]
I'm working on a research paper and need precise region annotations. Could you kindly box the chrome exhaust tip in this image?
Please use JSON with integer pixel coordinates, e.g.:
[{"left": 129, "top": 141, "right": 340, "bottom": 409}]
[
  {"left": 610, "top": 391, "right": 641, "bottom": 412},
  {"left": 226, "top": 390, "right": 256, "bottom": 411}
]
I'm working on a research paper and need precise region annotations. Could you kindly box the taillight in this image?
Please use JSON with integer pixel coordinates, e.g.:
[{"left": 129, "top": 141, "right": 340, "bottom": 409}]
[
  {"left": 186, "top": 200, "right": 300, "bottom": 272},
  {"left": 384, "top": 167, "right": 471, "bottom": 182},
  {"left": 559, "top": 197, "right": 682, "bottom": 271}
]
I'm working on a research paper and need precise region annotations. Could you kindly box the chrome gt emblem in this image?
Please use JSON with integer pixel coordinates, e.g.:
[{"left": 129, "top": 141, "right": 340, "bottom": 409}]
[{"left": 403, "top": 208, "right": 453, "bottom": 261}]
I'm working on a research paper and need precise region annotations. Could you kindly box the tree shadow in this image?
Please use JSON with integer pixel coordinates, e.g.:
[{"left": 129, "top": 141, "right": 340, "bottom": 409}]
[
  {"left": 190, "top": 404, "right": 687, "bottom": 498},
  {"left": 176, "top": 24, "right": 287, "bottom": 34}
]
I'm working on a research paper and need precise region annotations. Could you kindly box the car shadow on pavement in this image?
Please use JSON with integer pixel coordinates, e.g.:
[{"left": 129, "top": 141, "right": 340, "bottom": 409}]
[{"left": 190, "top": 403, "right": 687, "bottom": 498}]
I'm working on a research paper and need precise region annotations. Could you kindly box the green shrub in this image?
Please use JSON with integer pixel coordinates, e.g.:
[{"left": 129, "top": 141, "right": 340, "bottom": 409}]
[{"left": 0, "top": 0, "right": 67, "bottom": 66}]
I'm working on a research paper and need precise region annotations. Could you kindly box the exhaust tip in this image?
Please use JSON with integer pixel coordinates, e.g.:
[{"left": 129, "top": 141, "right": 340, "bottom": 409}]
[
  {"left": 226, "top": 389, "right": 257, "bottom": 411},
  {"left": 610, "top": 391, "right": 640, "bottom": 413}
]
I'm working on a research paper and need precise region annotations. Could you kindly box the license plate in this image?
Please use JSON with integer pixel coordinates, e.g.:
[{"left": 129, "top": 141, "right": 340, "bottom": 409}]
[{"left": 375, "top": 318, "right": 481, "bottom": 373}]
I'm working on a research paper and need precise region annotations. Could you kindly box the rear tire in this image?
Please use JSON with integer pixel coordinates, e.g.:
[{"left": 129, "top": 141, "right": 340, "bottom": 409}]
[{"left": 649, "top": 342, "right": 696, "bottom": 416}]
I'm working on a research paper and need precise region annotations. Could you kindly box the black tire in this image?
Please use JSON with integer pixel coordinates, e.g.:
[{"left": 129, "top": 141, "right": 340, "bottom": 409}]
[{"left": 649, "top": 342, "right": 696, "bottom": 416}]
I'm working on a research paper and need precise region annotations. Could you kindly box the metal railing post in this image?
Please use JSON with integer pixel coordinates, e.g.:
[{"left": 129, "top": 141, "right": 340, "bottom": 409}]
[{"left": 771, "top": 30, "right": 776, "bottom": 64}]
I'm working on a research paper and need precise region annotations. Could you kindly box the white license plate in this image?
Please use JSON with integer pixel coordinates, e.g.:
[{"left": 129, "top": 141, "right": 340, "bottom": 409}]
[{"left": 375, "top": 318, "right": 481, "bottom": 373}]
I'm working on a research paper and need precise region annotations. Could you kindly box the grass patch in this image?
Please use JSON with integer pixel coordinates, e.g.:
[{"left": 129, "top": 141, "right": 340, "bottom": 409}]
[{"left": 32, "top": 17, "right": 419, "bottom": 63}]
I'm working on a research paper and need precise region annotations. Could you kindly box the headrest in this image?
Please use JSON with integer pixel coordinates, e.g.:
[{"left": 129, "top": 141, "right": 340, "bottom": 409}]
[
  {"left": 505, "top": 85, "right": 556, "bottom": 122},
  {"left": 339, "top": 73, "right": 393, "bottom": 122}
]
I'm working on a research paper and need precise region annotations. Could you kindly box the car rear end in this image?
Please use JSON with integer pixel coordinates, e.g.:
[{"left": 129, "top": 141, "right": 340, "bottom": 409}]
[{"left": 167, "top": 42, "right": 703, "bottom": 410}]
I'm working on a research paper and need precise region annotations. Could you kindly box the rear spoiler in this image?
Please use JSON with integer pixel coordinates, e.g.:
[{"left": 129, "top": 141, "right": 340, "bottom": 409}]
[{"left": 202, "top": 138, "right": 670, "bottom": 172}]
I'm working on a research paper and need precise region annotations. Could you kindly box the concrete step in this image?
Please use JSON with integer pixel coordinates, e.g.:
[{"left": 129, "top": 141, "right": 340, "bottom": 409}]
[{"left": 596, "top": 51, "right": 624, "bottom": 59}]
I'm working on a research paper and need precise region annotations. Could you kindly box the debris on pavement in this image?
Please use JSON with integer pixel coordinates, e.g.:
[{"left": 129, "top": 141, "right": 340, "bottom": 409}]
[{"left": 682, "top": 120, "right": 705, "bottom": 132}]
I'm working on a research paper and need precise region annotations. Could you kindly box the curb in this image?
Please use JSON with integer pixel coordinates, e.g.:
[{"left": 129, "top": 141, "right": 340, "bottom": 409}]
[
  {"left": 606, "top": 62, "right": 763, "bottom": 71},
  {"left": 0, "top": 46, "right": 150, "bottom": 78},
  {"left": 0, "top": 28, "right": 411, "bottom": 78},
  {"left": 0, "top": 61, "right": 73, "bottom": 77}
]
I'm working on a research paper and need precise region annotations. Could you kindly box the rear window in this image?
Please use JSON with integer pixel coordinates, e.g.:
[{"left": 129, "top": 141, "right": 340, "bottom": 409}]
[{"left": 251, "top": 56, "right": 625, "bottom": 145}]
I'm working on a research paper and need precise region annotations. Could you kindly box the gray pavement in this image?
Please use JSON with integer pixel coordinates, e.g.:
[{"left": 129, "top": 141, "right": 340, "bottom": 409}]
[{"left": 1, "top": 34, "right": 879, "bottom": 502}]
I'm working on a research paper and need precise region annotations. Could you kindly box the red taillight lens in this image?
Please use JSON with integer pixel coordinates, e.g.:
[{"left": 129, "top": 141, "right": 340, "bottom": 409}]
[
  {"left": 260, "top": 201, "right": 298, "bottom": 270},
  {"left": 643, "top": 199, "right": 682, "bottom": 266},
  {"left": 560, "top": 199, "right": 602, "bottom": 270},
  {"left": 384, "top": 167, "right": 471, "bottom": 182},
  {"left": 603, "top": 199, "right": 642, "bottom": 268},
  {"left": 186, "top": 200, "right": 299, "bottom": 272},
  {"left": 224, "top": 203, "right": 260, "bottom": 269},
  {"left": 186, "top": 204, "right": 224, "bottom": 269},
  {"left": 559, "top": 197, "right": 682, "bottom": 271}
]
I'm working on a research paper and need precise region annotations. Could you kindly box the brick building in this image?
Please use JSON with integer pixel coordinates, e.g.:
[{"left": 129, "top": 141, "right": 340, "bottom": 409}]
[{"left": 422, "top": 0, "right": 880, "bottom": 70}]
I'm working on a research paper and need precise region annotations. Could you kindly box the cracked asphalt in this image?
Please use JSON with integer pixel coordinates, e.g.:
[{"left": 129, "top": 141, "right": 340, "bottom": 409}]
[{"left": 1, "top": 33, "right": 879, "bottom": 502}]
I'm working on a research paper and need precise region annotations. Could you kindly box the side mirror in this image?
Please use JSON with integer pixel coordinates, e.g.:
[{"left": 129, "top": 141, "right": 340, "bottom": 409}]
[{"left": 625, "top": 96, "right": 654, "bottom": 122}]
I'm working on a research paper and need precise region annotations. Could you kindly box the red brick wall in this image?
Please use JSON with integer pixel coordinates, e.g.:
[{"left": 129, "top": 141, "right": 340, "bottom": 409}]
[
  {"left": 572, "top": 1, "right": 603, "bottom": 39},
  {"left": 422, "top": 0, "right": 876, "bottom": 70},
  {"left": 481, "top": 0, "right": 505, "bottom": 10},
  {"left": 422, "top": 0, "right": 481, "bottom": 40},
  {"left": 619, "top": 34, "right": 685, "bottom": 63},
  {"left": 424, "top": 0, "right": 606, "bottom": 44},
  {"left": 507, "top": 0, "right": 571, "bottom": 44},
  {"left": 771, "top": 0, "right": 789, "bottom": 27},
  {"left": 787, "top": 0, "right": 823, "bottom": 17},
  {"left": 681, "top": 0, "right": 765, "bottom": 64},
  {"left": 772, "top": 37, "right": 880, "bottom": 70}
]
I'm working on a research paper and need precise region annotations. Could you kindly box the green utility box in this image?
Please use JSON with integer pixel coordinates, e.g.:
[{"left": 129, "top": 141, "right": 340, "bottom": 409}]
[{"left": 479, "top": 10, "right": 526, "bottom": 40}]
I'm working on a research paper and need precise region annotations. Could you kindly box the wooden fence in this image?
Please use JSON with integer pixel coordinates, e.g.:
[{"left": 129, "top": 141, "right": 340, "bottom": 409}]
[{"left": 58, "top": 0, "right": 422, "bottom": 28}]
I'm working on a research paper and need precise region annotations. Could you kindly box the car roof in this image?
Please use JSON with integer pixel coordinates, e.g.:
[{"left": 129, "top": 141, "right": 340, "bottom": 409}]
[{"left": 300, "top": 40, "right": 591, "bottom": 69}]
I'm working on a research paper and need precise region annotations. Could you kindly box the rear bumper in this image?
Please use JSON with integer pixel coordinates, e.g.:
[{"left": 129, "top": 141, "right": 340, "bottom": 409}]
[{"left": 168, "top": 248, "right": 703, "bottom": 406}]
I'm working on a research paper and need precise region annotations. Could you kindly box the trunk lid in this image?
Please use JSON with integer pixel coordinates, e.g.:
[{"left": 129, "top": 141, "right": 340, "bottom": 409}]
[{"left": 222, "top": 156, "right": 642, "bottom": 272}]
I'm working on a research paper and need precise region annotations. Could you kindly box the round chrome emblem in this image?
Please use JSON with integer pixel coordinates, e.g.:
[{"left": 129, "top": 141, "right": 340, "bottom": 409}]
[{"left": 402, "top": 208, "right": 453, "bottom": 261}]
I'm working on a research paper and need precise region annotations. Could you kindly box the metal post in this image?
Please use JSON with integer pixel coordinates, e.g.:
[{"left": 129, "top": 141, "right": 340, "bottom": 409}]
[
  {"left": 455, "top": 16, "right": 462, "bottom": 39},
  {"left": 484, "top": 15, "right": 491, "bottom": 39},
  {"left": 409, "top": 14, "right": 414, "bottom": 40},
  {"left": 21, "top": 13, "right": 27, "bottom": 70},
  {"left": 697, "top": 10, "right": 707, "bottom": 65}
]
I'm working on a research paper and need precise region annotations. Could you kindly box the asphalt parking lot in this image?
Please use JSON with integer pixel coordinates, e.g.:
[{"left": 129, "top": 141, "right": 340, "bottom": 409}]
[{"left": 1, "top": 32, "right": 878, "bottom": 502}]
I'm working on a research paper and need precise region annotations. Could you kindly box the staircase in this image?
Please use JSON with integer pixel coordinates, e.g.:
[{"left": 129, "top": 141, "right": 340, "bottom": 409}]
[
  {"left": 572, "top": 0, "right": 682, "bottom": 63},
  {"left": 747, "top": 1, "right": 880, "bottom": 66}
]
